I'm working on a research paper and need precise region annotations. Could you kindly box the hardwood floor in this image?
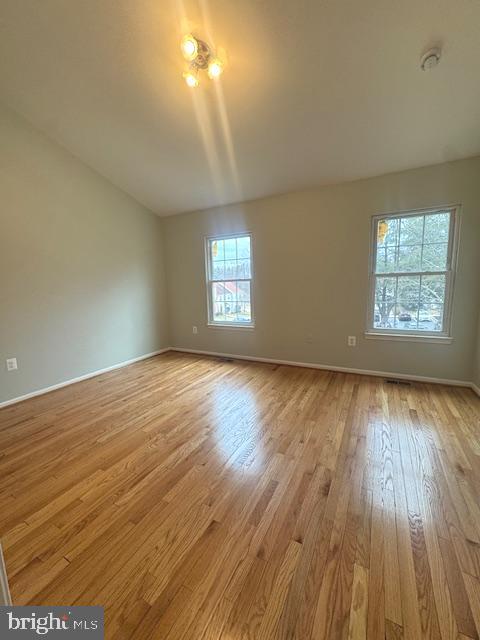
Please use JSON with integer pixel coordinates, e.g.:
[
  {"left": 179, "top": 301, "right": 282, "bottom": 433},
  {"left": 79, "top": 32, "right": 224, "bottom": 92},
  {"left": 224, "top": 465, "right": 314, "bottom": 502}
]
[{"left": 1, "top": 351, "right": 479, "bottom": 639}]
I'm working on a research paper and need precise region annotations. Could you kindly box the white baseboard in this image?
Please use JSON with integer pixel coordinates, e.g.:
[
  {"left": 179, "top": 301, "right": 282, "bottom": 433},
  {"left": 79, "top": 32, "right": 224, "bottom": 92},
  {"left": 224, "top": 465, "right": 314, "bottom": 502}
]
[
  {"left": 471, "top": 383, "right": 480, "bottom": 397},
  {"left": 171, "top": 347, "right": 472, "bottom": 388},
  {"left": 0, "top": 348, "right": 170, "bottom": 409}
]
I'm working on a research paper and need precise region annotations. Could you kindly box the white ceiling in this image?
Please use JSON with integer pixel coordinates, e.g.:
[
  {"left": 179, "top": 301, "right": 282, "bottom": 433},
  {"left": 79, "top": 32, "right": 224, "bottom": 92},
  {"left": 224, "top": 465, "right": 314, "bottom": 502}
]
[{"left": 1, "top": 0, "right": 479, "bottom": 216}]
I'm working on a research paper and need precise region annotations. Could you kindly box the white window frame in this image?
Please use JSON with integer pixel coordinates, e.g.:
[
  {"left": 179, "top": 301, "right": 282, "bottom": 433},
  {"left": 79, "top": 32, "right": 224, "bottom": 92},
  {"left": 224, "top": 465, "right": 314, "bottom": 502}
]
[
  {"left": 205, "top": 232, "right": 255, "bottom": 329},
  {"left": 366, "top": 205, "right": 460, "bottom": 342}
]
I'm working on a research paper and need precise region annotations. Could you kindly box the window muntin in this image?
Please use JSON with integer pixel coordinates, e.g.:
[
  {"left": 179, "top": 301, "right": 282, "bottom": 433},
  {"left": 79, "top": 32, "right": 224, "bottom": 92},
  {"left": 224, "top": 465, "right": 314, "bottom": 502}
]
[
  {"left": 369, "top": 208, "right": 457, "bottom": 336},
  {"left": 206, "top": 234, "right": 254, "bottom": 326}
]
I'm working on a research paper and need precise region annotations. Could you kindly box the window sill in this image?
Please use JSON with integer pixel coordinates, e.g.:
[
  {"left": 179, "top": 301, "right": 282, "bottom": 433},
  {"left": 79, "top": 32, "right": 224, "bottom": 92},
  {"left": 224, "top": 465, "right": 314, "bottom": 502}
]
[
  {"left": 364, "top": 332, "right": 452, "bottom": 344},
  {"left": 207, "top": 322, "right": 255, "bottom": 331}
]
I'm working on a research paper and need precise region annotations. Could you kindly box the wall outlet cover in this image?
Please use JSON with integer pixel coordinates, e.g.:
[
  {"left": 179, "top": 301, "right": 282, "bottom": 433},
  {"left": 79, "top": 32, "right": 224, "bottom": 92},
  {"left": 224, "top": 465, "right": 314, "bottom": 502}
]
[{"left": 6, "top": 358, "right": 18, "bottom": 371}]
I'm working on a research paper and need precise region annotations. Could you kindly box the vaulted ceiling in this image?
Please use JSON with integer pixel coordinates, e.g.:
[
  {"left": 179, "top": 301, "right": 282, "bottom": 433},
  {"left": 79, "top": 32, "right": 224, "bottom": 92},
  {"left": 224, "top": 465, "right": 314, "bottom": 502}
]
[{"left": 1, "top": 0, "right": 479, "bottom": 215}]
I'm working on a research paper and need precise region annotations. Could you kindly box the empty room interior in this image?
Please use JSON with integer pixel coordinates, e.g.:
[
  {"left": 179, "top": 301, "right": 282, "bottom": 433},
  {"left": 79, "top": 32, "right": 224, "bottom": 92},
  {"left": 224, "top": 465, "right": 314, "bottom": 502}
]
[{"left": 1, "top": 1, "right": 480, "bottom": 638}]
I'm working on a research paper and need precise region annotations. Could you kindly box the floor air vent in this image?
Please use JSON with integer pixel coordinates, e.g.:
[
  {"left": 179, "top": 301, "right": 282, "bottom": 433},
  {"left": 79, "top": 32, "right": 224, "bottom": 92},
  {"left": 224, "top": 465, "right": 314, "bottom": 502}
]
[{"left": 386, "top": 379, "right": 412, "bottom": 386}]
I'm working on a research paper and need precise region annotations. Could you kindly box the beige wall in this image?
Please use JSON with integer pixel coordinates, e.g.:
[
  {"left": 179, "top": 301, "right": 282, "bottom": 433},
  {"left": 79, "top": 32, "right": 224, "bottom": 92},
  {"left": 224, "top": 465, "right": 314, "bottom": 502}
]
[
  {"left": 474, "top": 315, "right": 480, "bottom": 390},
  {"left": 164, "top": 157, "right": 480, "bottom": 383},
  {"left": 0, "top": 105, "right": 169, "bottom": 404}
]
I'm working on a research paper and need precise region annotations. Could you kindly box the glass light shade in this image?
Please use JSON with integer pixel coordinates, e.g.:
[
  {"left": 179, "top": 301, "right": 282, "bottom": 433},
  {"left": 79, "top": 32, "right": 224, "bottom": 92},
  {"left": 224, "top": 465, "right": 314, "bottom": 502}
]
[
  {"left": 183, "top": 70, "right": 199, "bottom": 87},
  {"left": 181, "top": 35, "right": 198, "bottom": 61},
  {"left": 207, "top": 58, "right": 223, "bottom": 79}
]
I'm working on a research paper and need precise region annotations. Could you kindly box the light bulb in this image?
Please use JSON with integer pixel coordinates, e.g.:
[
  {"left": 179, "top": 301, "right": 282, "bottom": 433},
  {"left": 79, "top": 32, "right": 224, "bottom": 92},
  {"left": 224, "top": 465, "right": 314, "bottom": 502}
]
[
  {"left": 207, "top": 58, "right": 223, "bottom": 79},
  {"left": 181, "top": 34, "right": 198, "bottom": 61},
  {"left": 183, "top": 70, "right": 199, "bottom": 88}
]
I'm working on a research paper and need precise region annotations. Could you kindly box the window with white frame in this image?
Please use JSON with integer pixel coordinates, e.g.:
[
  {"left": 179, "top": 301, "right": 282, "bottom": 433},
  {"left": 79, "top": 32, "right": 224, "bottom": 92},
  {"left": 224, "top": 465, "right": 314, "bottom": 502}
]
[
  {"left": 206, "top": 234, "right": 254, "bottom": 326},
  {"left": 368, "top": 207, "right": 458, "bottom": 337}
]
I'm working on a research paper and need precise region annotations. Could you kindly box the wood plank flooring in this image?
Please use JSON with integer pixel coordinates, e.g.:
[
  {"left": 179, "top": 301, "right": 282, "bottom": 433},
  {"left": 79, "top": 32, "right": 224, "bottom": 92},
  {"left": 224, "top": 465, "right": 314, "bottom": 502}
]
[{"left": 0, "top": 351, "right": 479, "bottom": 639}]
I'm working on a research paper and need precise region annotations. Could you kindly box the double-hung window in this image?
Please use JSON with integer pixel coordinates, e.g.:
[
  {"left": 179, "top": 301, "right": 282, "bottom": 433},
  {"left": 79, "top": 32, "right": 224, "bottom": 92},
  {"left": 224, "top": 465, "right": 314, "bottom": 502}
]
[
  {"left": 206, "top": 233, "right": 254, "bottom": 327},
  {"left": 367, "top": 207, "right": 458, "bottom": 338}
]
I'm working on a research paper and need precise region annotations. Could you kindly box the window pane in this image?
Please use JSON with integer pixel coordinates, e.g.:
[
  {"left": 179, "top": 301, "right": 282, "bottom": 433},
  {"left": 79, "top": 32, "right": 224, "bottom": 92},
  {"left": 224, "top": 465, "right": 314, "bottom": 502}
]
[
  {"left": 377, "top": 218, "right": 399, "bottom": 247},
  {"left": 418, "top": 304, "right": 443, "bottom": 331},
  {"left": 375, "top": 276, "right": 396, "bottom": 301},
  {"left": 394, "top": 304, "right": 419, "bottom": 331},
  {"left": 399, "top": 215, "right": 423, "bottom": 245},
  {"left": 237, "top": 281, "right": 250, "bottom": 302},
  {"left": 397, "top": 275, "right": 420, "bottom": 303},
  {"left": 210, "top": 280, "right": 252, "bottom": 323},
  {"left": 213, "top": 301, "right": 227, "bottom": 322},
  {"left": 422, "top": 243, "right": 448, "bottom": 271},
  {"left": 374, "top": 277, "right": 396, "bottom": 328},
  {"left": 224, "top": 238, "right": 236, "bottom": 260},
  {"left": 236, "top": 302, "right": 251, "bottom": 323},
  {"left": 397, "top": 244, "right": 422, "bottom": 272},
  {"left": 211, "top": 239, "right": 224, "bottom": 261},
  {"left": 237, "top": 259, "right": 251, "bottom": 279},
  {"left": 212, "top": 282, "right": 225, "bottom": 302},
  {"left": 374, "top": 305, "right": 395, "bottom": 329},
  {"left": 420, "top": 275, "right": 446, "bottom": 305},
  {"left": 223, "top": 305, "right": 236, "bottom": 322},
  {"left": 224, "top": 260, "right": 237, "bottom": 279},
  {"left": 424, "top": 212, "right": 450, "bottom": 244},
  {"left": 376, "top": 246, "right": 386, "bottom": 272},
  {"left": 376, "top": 246, "right": 397, "bottom": 273},
  {"left": 211, "top": 261, "right": 225, "bottom": 280},
  {"left": 237, "top": 236, "right": 251, "bottom": 259},
  {"left": 395, "top": 276, "right": 421, "bottom": 330},
  {"left": 221, "top": 281, "right": 237, "bottom": 322},
  {"left": 221, "top": 281, "right": 237, "bottom": 301}
]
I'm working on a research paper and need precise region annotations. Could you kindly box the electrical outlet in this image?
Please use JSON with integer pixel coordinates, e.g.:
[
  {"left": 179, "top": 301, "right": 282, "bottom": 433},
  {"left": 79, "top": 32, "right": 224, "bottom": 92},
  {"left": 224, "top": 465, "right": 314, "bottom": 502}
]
[
  {"left": 6, "top": 357, "right": 18, "bottom": 371},
  {"left": 305, "top": 333, "right": 313, "bottom": 344},
  {"left": 347, "top": 336, "right": 357, "bottom": 347},
  {"left": 192, "top": 326, "right": 198, "bottom": 335}
]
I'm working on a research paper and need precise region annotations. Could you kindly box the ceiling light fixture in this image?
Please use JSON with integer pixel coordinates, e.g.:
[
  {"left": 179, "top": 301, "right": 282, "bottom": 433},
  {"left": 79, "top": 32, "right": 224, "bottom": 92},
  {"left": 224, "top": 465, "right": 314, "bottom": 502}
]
[{"left": 181, "top": 34, "right": 225, "bottom": 87}]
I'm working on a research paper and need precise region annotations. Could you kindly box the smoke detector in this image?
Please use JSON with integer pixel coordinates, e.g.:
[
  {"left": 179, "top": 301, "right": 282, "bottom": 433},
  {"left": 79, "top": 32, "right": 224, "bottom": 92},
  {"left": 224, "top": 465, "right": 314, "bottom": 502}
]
[{"left": 420, "top": 48, "right": 441, "bottom": 71}]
